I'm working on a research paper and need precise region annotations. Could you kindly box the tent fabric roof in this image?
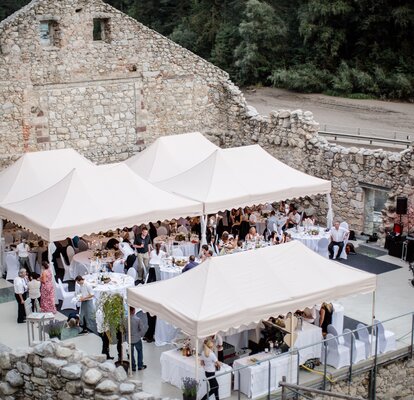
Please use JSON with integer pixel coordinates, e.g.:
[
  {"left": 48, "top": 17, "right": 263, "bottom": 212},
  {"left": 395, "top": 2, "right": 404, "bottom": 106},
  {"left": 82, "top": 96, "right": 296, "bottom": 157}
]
[
  {"left": 127, "top": 241, "right": 376, "bottom": 338},
  {"left": 0, "top": 149, "right": 94, "bottom": 205},
  {"left": 156, "top": 145, "right": 331, "bottom": 214},
  {"left": 124, "top": 132, "right": 219, "bottom": 183},
  {"left": 0, "top": 163, "right": 202, "bottom": 241}
]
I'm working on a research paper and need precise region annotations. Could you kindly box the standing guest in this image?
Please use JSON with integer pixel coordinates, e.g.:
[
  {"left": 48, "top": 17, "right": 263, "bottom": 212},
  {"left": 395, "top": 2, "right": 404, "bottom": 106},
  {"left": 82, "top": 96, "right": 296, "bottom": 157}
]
[
  {"left": 148, "top": 222, "right": 158, "bottom": 243},
  {"left": 328, "top": 221, "right": 349, "bottom": 260},
  {"left": 28, "top": 272, "right": 41, "bottom": 312},
  {"left": 40, "top": 261, "right": 56, "bottom": 314},
  {"left": 211, "top": 333, "right": 224, "bottom": 362},
  {"left": 16, "top": 238, "right": 31, "bottom": 273},
  {"left": 129, "top": 307, "right": 147, "bottom": 371},
  {"left": 96, "top": 308, "right": 114, "bottom": 360},
  {"left": 266, "top": 211, "right": 278, "bottom": 239},
  {"left": 133, "top": 227, "right": 152, "bottom": 283},
  {"left": 75, "top": 275, "right": 95, "bottom": 334},
  {"left": 239, "top": 215, "right": 250, "bottom": 241},
  {"left": 36, "top": 240, "right": 48, "bottom": 266},
  {"left": 200, "top": 339, "right": 221, "bottom": 400},
  {"left": 14, "top": 268, "right": 28, "bottom": 323},
  {"left": 182, "top": 255, "right": 199, "bottom": 273},
  {"left": 105, "top": 238, "right": 119, "bottom": 250},
  {"left": 319, "top": 302, "right": 333, "bottom": 337}
]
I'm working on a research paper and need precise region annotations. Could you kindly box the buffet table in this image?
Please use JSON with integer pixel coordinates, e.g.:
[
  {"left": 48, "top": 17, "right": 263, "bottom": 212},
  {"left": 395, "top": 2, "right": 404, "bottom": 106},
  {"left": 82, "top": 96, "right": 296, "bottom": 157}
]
[
  {"left": 233, "top": 352, "right": 298, "bottom": 398},
  {"left": 293, "top": 322, "right": 323, "bottom": 364},
  {"left": 82, "top": 272, "right": 135, "bottom": 301},
  {"left": 160, "top": 349, "right": 232, "bottom": 399}
]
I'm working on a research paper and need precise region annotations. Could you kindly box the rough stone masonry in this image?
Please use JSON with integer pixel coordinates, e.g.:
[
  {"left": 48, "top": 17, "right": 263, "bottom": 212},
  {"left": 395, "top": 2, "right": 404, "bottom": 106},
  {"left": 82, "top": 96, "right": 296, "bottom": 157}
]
[{"left": 0, "top": 0, "right": 413, "bottom": 234}]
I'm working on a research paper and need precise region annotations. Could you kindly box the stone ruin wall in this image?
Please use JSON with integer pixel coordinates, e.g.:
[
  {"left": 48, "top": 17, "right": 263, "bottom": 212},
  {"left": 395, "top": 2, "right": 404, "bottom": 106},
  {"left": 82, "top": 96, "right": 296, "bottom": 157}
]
[
  {"left": 0, "top": 0, "right": 413, "bottom": 235},
  {"left": 0, "top": 340, "right": 157, "bottom": 400}
]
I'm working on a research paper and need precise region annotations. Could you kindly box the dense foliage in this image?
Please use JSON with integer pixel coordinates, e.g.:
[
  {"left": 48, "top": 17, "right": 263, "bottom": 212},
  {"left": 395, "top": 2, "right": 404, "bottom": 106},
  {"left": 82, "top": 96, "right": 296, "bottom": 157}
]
[{"left": 2, "top": 0, "right": 413, "bottom": 99}]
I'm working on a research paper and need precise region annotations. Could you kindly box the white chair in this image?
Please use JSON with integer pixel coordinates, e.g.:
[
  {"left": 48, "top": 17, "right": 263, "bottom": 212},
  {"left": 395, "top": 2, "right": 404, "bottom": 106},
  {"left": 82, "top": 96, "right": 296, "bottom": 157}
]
[
  {"left": 171, "top": 247, "right": 184, "bottom": 257},
  {"left": 317, "top": 237, "right": 330, "bottom": 258},
  {"left": 112, "top": 260, "right": 125, "bottom": 274},
  {"left": 77, "top": 240, "right": 89, "bottom": 252},
  {"left": 60, "top": 253, "right": 72, "bottom": 282},
  {"left": 338, "top": 221, "right": 350, "bottom": 259},
  {"left": 356, "top": 323, "right": 372, "bottom": 358},
  {"left": 177, "top": 225, "right": 188, "bottom": 234},
  {"left": 58, "top": 279, "right": 77, "bottom": 310},
  {"left": 6, "top": 254, "right": 19, "bottom": 281},
  {"left": 322, "top": 333, "right": 350, "bottom": 369},
  {"left": 66, "top": 246, "right": 75, "bottom": 264},
  {"left": 342, "top": 328, "right": 366, "bottom": 364},
  {"left": 327, "top": 324, "right": 345, "bottom": 345},
  {"left": 374, "top": 319, "right": 396, "bottom": 354},
  {"left": 127, "top": 267, "right": 137, "bottom": 281},
  {"left": 157, "top": 226, "right": 168, "bottom": 236},
  {"left": 56, "top": 278, "right": 69, "bottom": 301}
]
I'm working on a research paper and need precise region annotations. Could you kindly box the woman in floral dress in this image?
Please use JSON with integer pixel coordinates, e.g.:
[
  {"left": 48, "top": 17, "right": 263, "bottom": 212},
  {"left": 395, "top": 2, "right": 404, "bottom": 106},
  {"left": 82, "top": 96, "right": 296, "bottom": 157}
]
[{"left": 40, "top": 261, "right": 56, "bottom": 314}]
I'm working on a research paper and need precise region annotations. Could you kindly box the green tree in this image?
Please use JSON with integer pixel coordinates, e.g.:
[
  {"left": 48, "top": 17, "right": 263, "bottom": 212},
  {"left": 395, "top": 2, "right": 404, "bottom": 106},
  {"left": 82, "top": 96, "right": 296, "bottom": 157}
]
[{"left": 235, "top": 0, "right": 287, "bottom": 85}]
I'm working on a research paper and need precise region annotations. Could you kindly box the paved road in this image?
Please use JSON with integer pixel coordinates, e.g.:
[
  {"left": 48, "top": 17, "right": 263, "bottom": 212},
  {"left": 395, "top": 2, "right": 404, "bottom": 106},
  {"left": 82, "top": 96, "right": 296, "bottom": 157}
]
[{"left": 243, "top": 88, "right": 414, "bottom": 142}]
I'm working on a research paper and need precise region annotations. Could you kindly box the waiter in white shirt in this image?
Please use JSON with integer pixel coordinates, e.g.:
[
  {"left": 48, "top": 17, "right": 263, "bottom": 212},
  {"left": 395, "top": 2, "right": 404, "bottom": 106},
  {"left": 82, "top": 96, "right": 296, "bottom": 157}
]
[
  {"left": 14, "top": 268, "right": 28, "bottom": 323},
  {"left": 328, "top": 221, "right": 349, "bottom": 259},
  {"left": 75, "top": 275, "right": 95, "bottom": 334},
  {"left": 16, "top": 239, "right": 32, "bottom": 273}
]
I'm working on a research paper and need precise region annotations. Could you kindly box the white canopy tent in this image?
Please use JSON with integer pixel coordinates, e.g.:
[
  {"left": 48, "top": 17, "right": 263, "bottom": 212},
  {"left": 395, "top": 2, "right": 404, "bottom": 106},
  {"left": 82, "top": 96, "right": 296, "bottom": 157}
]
[
  {"left": 0, "top": 148, "right": 94, "bottom": 205},
  {"left": 124, "top": 132, "right": 219, "bottom": 183},
  {"left": 155, "top": 145, "right": 332, "bottom": 244},
  {"left": 0, "top": 163, "right": 203, "bottom": 242},
  {"left": 127, "top": 240, "right": 376, "bottom": 339}
]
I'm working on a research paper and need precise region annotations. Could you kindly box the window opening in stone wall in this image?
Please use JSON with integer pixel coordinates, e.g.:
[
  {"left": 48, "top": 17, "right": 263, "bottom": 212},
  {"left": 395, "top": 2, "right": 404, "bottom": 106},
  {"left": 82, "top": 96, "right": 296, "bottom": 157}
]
[
  {"left": 39, "top": 20, "right": 60, "bottom": 47},
  {"left": 93, "top": 18, "right": 111, "bottom": 43},
  {"left": 362, "top": 187, "right": 389, "bottom": 235}
]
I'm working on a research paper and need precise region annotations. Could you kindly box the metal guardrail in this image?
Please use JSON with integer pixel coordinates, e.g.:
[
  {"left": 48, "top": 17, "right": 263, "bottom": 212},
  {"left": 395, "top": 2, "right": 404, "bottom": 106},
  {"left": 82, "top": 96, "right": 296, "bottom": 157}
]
[
  {"left": 202, "top": 311, "right": 414, "bottom": 400},
  {"left": 318, "top": 130, "right": 412, "bottom": 148}
]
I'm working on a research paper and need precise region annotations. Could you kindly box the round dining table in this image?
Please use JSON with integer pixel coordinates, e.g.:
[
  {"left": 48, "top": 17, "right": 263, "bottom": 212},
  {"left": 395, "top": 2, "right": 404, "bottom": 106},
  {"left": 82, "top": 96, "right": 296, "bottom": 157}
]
[
  {"left": 82, "top": 272, "right": 135, "bottom": 302},
  {"left": 287, "top": 227, "right": 330, "bottom": 252}
]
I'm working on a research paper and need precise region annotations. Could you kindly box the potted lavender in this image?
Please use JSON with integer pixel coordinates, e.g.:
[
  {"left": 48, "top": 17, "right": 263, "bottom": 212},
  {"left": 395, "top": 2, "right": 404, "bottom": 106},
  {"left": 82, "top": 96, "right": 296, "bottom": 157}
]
[{"left": 182, "top": 377, "right": 198, "bottom": 400}]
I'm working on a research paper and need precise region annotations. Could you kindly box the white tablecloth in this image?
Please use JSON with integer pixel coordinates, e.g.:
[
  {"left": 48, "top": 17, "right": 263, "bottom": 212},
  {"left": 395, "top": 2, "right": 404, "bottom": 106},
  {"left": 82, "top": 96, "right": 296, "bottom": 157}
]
[
  {"left": 233, "top": 352, "right": 298, "bottom": 398},
  {"left": 160, "top": 349, "right": 232, "bottom": 399},
  {"left": 287, "top": 227, "right": 330, "bottom": 252},
  {"left": 70, "top": 250, "right": 114, "bottom": 278},
  {"left": 293, "top": 321, "right": 323, "bottom": 364},
  {"left": 83, "top": 272, "right": 135, "bottom": 302}
]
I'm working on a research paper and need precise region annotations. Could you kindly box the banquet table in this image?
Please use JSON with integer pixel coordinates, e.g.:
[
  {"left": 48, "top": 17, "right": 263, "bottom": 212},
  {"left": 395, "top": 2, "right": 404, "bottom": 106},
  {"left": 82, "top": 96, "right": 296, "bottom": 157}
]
[
  {"left": 233, "top": 352, "right": 298, "bottom": 398},
  {"left": 293, "top": 321, "right": 323, "bottom": 364},
  {"left": 160, "top": 349, "right": 232, "bottom": 399},
  {"left": 287, "top": 227, "right": 330, "bottom": 252},
  {"left": 82, "top": 272, "right": 135, "bottom": 302},
  {"left": 70, "top": 250, "right": 115, "bottom": 279},
  {"left": 154, "top": 235, "right": 199, "bottom": 257}
]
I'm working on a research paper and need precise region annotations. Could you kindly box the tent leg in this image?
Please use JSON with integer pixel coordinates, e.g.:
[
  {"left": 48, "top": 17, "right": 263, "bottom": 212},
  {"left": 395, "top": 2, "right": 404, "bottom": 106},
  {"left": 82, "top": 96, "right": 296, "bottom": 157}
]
[
  {"left": 326, "top": 193, "right": 333, "bottom": 229},
  {"left": 0, "top": 219, "right": 3, "bottom": 277},
  {"left": 195, "top": 339, "right": 199, "bottom": 381},
  {"left": 128, "top": 306, "right": 132, "bottom": 376}
]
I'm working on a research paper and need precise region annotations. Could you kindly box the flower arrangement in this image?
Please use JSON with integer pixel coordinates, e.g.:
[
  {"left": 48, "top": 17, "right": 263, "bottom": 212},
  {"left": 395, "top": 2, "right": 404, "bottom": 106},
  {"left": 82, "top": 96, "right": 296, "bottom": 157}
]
[
  {"left": 44, "top": 319, "right": 65, "bottom": 339},
  {"left": 182, "top": 377, "right": 198, "bottom": 399},
  {"left": 99, "top": 273, "right": 111, "bottom": 284},
  {"left": 175, "top": 233, "right": 186, "bottom": 242}
]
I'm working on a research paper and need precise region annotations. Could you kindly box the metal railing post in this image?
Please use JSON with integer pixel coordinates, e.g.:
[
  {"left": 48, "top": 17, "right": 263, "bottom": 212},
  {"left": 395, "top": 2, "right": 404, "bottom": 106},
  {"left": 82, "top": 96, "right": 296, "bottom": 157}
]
[
  {"left": 411, "top": 313, "right": 414, "bottom": 359},
  {"left": 237, "top": 370, "right": 241, "bottom": 400},
  {"left": 372, "top": 323, "right": 379, "bottom": 400},
  {"left": 349, "top": 333, "right": 354, "bottom": 383},
  {"left": 281, "top": 376, "right": 287, "bottom": 400},
  {"left": 295, "top": 350, "right": 300, "bottom": 399},
  {"left": 268, "top": 360, "right": 271, "bottom": 400},
  {"left": 323, "top": 339, "right": 328, "bottom": 391},
  {"left": 206, "top": 378, "right": 209, "bottom": 400}
]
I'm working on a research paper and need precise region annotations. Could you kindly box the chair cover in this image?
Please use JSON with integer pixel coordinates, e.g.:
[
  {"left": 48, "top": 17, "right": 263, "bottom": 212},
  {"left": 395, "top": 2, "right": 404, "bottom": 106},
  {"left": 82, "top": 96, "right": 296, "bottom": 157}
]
[
  {"left": 374, "top": 319, "right": 396, "bottom": 354},
  {"left": 77, "top": 240, "right": 89, "bottom": 252},
  {"left": 66, "top": 246, "right": 75, "bottom": 263},
  {"left": 56, "top": 278, "right": 68, "bottom": 301},
  {"left": 327, "top": 324, "right": 345, "bottom": 345},
  {"left": 317, "top": 237, "right": 330, "bottom": 258},
  {"left": 177, "top": 225, "right": 188, "bottom": 234},
  {"left": 113, "top": 260, "right": 125, "bottom": 274},
  {"left": 127, "top": 267, "right": 137, "bottom": 280},
  {"left": 343, "top": 328, "right": 366, "bottom": 364},
  {"left": 60, "top": 253, "right": 72, "bottom": 282},
  {"left": 58, "top": 279, "right": 77, "bottom": 310},
  {"left": 323, "top": 333, "right": 350, "bottom": 369},
  {"left": 356, "top": 323, "right": 371, "bottom": 358},
  {"left": 6, "top": 253, "right": 19, "bottom": 281},
  {"left": 171, "top": 247, "right": 184, "bottom": 257},
  {"left": 157, "top": 226, "right": 168, "bottom": 236}
]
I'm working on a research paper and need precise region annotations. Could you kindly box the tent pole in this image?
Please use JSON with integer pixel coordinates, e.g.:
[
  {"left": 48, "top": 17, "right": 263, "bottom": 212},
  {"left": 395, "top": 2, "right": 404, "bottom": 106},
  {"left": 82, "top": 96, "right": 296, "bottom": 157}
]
[
  {"left": 127, "top": 305, "right": 132, "bottom": 376},
  {"left": 290, "top": 316, "right": 294, "bottom": 348},
  {"left": 371, "top": 290, "right": 376, "bottom": 356},
  {"left": 195, "top": 338, "right": 199, "bottom": 382},
  {"left": 326, "top": 193, "right": 333, "bottom": 229},
  {"left": 0, "top": 219, "right": 3, "bottom": 277}
]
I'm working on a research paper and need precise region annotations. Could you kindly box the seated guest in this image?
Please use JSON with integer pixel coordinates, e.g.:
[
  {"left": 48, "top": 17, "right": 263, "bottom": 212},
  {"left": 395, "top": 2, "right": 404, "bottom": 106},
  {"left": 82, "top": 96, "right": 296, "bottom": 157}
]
[
  {"left": 269, "top": 231, "right": 281, "bottom": 245},
  {"left": 284, "top": 208, "right": 301, "bottom": 229},
  {"left": 200, "top": 244, "right": 210, "bottom": 261},
  {"left": 281, "top": 232, "right": 291, "bottom": 243},
  {"left": 245, "top": 226, "right": 259, "bottom": 241},
  {"left": 111, "top": 250, "right": 125, "bottom": 272},
  {"left": 201, "top": 250, "right": 214, "bottom": 262},
  {"left": 105, "top": 238, "right": 119, "bottom": 250},
  {"left": 182, "top": 255, "right": 199, "bottom": 272},
  {"left": 328, "top": 221, "right": 349, "bottom": 260},
  {"left": 117, "top": 240, "right": 134, "bottom": 259},
  {"left": 233, "top": 240, "right": 243, "bottom": 253},
  {"left": 218, "top": 232, "right": 235, "bottom": 255},
  {"left": 149, "top": 243, "right": 166, "bottom": 265}
]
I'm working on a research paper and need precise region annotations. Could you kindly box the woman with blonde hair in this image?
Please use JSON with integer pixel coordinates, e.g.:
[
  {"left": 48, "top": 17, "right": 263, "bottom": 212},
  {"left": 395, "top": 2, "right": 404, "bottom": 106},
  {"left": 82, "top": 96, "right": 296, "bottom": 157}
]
[
  {"left": 319, "top": 302, "right": 333, "bottom": 337},
  {"left": 200, "top": 339, "right": 220, "bottom": 400}
]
